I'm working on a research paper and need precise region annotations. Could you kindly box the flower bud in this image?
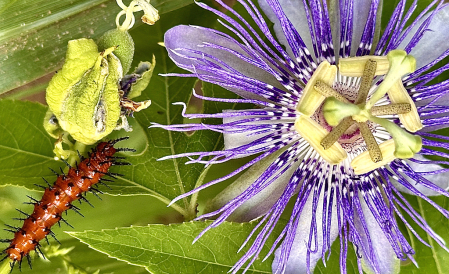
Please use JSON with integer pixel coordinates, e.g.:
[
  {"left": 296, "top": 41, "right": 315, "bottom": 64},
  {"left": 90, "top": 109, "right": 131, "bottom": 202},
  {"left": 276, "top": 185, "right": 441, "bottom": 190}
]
[
  {"left": 45, "top": 38, "right": 122, "bottom": 145},
  {"left": 97, "top": 28, "right": 135, "bottom": 74}
]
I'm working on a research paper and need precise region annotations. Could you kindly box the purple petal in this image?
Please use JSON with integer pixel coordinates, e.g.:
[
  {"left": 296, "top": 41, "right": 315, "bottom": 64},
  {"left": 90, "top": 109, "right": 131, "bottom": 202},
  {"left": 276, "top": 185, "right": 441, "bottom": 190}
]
[
  {"left": 391, "top": 155, "right": 449, "bottom": 197},
  {"left": 257, "top": 0, "right": 313, "bottom": 58},
  {"left": 351, "top": 0, "right": 378, "bottom": 56},
  {"left": 204, "top": 148, "right": 300, "bottom": 222},
  {"left": 355, "top": 194, "right": 401, "bottom": 274},
  {"left": 164, "top": 25, "right": 284, "bottom": 99},
  {"left": 272, "top": 188, "right": 341, "bottom": 274},
  {"left": 222, "top": 109, "right": 294, "bottom": 151},
  {"left": 398, "top": 5, "right": 449, "bottom": 68}
]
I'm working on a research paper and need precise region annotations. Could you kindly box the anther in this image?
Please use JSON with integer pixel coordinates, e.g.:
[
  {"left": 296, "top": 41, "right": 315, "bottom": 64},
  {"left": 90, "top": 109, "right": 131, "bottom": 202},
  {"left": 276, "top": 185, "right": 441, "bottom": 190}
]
[
  {"left": 295, "top": 116, "right": 347, "bottom": 165},
  {"left": 296, "top": 61, "right": 337, "bottom": 116},
  {"left": 355, "top": 59, "right": 377, "bottom": 104},
  {"left": 314, "top": 81, "right": 350, "bottom": 104},
  {"left": 370, "top": 103, "right": 412, "bottom": 116},
  {"left": 321, "top": 117, "right": 355, "bottom": 150},
  {"left": 358, "top": 122, "right": 382, "bottom": 163}
]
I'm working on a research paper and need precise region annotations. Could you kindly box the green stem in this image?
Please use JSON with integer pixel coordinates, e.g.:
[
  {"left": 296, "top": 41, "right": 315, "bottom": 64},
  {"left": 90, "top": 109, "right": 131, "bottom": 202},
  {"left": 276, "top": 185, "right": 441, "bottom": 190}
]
[
  {"left": 65, "top": 141, "right": 87, "bottom": 171},
  {"left": 169, "top": 203, "right": 190, "bottom": 219},
  {"left": 186, "top": 165, "right": 212, "bottom": 221},
  {"left": 0, "top": 260, "right": 11, "bottom": 274}
]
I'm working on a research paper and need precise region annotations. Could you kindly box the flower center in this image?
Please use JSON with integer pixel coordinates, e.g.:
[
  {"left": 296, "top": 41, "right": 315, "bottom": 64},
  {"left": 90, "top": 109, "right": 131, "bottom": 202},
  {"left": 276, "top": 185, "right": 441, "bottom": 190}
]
[{"left": 294, "top": 50, "right": 423, "bottom": 175}]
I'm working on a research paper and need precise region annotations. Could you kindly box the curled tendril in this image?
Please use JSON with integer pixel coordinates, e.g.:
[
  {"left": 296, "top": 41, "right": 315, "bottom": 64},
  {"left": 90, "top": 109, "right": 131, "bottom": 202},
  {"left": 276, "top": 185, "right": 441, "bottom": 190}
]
[
  {"left": 116, "top": 0, "right": 159, "bottom": 31},
  {"left": 354, "top": 243, "right": 363, "bottom": 259}
]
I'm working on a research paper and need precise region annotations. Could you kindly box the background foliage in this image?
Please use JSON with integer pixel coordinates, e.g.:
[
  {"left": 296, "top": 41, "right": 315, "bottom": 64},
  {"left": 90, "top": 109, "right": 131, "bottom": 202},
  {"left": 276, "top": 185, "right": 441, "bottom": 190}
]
[{"left": 0, "top": 0, "right": 448, "bottom": 273}]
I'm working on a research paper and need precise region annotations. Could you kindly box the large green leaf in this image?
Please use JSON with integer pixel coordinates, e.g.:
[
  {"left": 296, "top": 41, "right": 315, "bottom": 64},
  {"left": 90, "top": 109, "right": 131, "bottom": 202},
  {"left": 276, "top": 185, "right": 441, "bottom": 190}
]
[
  {"left": 0, "top": 0, "right": 193, "bottom": 96},
  {"left": 68, "top": 221, "right": 276, "bottom": 274},
  {"left": 1, "top": 238, "right": 148, "bottom": 274},
  {"left": 0, "top": 100, "right": 65, "bottom": 185},
  {"left": 381, "top": 0, "right": 437, "bottom": 30}
]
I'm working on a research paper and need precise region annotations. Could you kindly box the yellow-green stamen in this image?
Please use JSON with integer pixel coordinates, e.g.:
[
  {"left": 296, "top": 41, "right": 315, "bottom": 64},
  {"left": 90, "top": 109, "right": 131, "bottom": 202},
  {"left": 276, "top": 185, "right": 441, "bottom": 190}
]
[
  {"left": 355, "top": 59, "right": 377, "bottom": 104},
  {"left": 371, "top": 103, "right": 412, "bottom": 116},
  {"left": 297, "top": 61, "right": 337, "bottom": 116},
  {"left": 358, "top": 122, "right": 382, "bottom": 163},
  {"left": 295, "top": 116, "right": 347, "bottom": 165},
  {"left": 320, "top": 117, "right": 355, "bottom": 150},
  {"left": 387, "top": 80, "right": 423, "bottom": 132},
  {"left": 314, "top": 81, "right": 351, "bottom": 104},
  {"left": 339, "top": 55, "right": 390, "bottom": 77},
  {"left": 351, "top": 139, "right": 396, "bottom": 175}
]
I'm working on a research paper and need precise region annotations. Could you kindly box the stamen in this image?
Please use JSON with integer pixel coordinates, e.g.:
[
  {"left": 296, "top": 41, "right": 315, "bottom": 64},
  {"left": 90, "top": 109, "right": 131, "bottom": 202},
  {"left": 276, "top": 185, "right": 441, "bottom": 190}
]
[
  {"left": 295, "top": 116, "right": 347, "bottom": 165},
  {"left": 297, "top": 61, "right": 337, "bottom": 116},
  {"left": 299, "top": 50, "right": 422, "bottom": 174},
  {"left": 355, "top": 59, "right": 377, "bottom": 104},
  {"left": 339, "top": 56, "right": 390, "bottom": 77},
  {"left": 351, "top": 139, "right": 396, "bottom": 175},
  {"left": 358, "top": 122, "right": 382, "bottom": 163},
  {"left": 386, "top": 80, "right": 423, "bottom": 132},
  {"left": 371, "top": 103, "right": 411, "bottom": 116},
  {"left": 314, "top": 81, "right": 350, "bottom": 104},
  {"left": 321, "top": 117, "right": 355, "bottom": 149}
]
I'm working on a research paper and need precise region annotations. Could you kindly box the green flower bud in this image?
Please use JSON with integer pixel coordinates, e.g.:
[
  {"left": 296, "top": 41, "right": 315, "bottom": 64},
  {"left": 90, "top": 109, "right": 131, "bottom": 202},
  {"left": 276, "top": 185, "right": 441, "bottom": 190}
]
[
  {"left": 97, "top": 28, "right": 135, "bottom": 74},
  {"left": 45, "top": 38, "right": 122, "bottom": 145}
]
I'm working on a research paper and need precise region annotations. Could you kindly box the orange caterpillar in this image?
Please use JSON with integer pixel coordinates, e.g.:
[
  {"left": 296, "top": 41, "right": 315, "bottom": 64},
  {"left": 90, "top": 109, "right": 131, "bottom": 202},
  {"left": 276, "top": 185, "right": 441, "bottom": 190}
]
[{"left": 1, "top": 137, "right": 133, "bottom": 270}]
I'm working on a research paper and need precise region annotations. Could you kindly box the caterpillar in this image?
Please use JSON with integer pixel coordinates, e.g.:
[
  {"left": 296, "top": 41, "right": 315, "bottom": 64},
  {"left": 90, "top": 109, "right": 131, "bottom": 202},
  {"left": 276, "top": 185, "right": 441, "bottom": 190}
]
[{"left": 1, "top": 137, "right": 134, "bottom": 271}]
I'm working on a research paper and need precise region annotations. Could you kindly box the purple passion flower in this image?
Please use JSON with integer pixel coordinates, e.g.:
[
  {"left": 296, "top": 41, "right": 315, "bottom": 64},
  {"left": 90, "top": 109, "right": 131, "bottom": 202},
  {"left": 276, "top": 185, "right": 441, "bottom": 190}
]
[{"left": 154, "top": 0, "right": 449, "bottom": 273}]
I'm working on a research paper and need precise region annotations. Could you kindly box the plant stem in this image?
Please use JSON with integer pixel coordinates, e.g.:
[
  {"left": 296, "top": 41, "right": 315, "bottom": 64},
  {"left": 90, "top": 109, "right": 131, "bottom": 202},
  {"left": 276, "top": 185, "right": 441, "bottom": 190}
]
[{"left": 0, "top": 260, "right": 11, "bottom": 274}]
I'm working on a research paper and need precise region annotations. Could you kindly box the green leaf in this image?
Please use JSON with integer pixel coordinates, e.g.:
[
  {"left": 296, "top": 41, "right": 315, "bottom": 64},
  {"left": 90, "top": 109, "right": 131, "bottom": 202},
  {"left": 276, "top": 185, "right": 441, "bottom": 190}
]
[
  {"left": 381, "top": 0, "right": 436, "bottom": 30},
  {"left": 0, "top": 0, "right": 193, "bottom": 96},
  {"left": 0, "top": 100, "right": 65, "bottom": 187},
  {"left": 4, "top": 238, "right": 148, "bottom": 274},
  {"left": 68, "top": 221, "right": 277, "bottom": 274},
  {"left": 314, "top": 238, "right": 359, "bottom": 274}
]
